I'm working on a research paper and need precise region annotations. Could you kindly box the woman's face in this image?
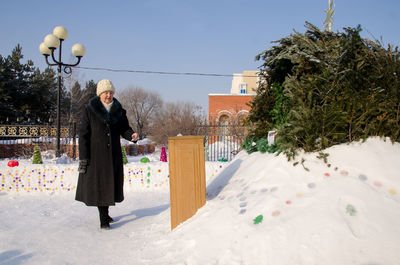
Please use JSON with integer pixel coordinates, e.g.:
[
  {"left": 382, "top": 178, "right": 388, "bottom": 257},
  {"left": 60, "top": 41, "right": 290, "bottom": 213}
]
[{"left": 99, "top": 91, "right": 114, "bottom": 104}]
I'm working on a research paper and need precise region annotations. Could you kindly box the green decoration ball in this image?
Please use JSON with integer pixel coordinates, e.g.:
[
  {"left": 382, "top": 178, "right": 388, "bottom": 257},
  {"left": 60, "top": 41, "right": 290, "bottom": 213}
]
[{"left": 140, "top": 157, "right": 150, "bottom": 163}]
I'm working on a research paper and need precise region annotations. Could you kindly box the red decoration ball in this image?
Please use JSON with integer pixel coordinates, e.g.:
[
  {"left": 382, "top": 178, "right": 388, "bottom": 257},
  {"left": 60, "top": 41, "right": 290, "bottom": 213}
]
[{"left": 7, "top": 160, "right": 18, "bottom": 167}]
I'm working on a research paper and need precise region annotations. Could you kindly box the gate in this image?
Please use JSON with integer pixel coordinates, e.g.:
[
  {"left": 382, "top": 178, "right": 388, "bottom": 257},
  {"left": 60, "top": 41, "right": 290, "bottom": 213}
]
[{"left": 197, "top": 122, "right": 247, "bottom": 161}]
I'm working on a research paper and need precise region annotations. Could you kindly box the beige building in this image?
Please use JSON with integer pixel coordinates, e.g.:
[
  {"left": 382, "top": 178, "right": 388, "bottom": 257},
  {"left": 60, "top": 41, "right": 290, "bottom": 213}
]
[
  {"left": 230, "top": 70, "right": 259, "bottom": 94},
  {"left": 209, "top": 70, "right": 259, "bottom": 123}
]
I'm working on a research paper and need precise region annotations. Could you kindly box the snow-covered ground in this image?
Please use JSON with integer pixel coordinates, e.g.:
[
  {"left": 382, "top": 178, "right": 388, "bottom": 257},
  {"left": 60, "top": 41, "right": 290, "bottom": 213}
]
[{"left": 1, "top": 137, "right": 400, "bottom": 265}]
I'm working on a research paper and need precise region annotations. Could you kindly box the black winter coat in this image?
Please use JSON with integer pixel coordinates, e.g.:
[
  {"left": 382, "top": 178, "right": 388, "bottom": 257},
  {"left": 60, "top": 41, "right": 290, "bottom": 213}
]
[{"left": 75, "top": 97, "right": 134, "bottom": 206}]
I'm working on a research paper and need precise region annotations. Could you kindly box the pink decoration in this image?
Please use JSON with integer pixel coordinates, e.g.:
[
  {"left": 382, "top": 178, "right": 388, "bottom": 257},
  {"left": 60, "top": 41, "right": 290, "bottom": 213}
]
[
  {"left": 373, "top": 181, "right": 383, "bottom": 187},
  {"left": 160, "top": 146, "right": 167, "bottom": 162}
]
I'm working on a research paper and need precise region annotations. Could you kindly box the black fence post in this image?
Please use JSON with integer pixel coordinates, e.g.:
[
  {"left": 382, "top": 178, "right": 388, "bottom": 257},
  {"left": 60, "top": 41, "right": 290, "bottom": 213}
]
[{"left": 72, "top": 122, "right": 77, "bottom": 160}]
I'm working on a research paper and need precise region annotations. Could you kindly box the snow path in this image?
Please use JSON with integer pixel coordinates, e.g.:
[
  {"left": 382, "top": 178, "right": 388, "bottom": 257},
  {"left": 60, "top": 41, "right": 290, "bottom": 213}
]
[{"left": 0, "top": 192, "right": 170, "bottom": 265}]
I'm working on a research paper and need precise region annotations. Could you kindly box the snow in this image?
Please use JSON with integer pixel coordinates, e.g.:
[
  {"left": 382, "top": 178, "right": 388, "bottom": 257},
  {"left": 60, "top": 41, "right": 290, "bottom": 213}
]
[{"left": 1, "top": 137, "right": 400, "bottom": 265}]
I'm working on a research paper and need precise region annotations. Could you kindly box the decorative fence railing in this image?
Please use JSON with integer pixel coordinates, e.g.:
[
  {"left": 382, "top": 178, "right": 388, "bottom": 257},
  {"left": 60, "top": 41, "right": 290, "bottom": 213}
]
[
  {"left": 0, "top": 124, "right": 77, "bottom": 159},
  {"left": 0, "top": 123, "right": 248, "bottom": 161},
  {"left": 0, "top": 124, "right": 156, "bottom": 159}
]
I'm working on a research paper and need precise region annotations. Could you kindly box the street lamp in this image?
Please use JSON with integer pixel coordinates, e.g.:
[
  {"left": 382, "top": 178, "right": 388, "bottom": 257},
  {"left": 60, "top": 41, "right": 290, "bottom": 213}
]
[{"left": 39, "top": 26, "right": 86, "bottom": 157}]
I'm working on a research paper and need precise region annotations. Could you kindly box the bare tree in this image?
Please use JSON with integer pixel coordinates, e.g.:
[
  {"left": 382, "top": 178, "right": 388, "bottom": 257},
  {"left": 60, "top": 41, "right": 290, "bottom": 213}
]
[
  {"left": 150, "top": 101, "right": 206, "bottom": 145},
  {"left": 117, "top": 87, "right": 163, "bottom": 138}
]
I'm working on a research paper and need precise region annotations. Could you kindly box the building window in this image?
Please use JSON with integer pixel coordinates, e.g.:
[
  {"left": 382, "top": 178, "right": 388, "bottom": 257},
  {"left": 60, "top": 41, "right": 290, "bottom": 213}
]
[
  {"left": 237, "top": 114, "right": 247, "bottom": 125},
  {"left": 218, "top": 115, "right": 230, "bottom": 142},
  {"left": 239, "top": 83, "right": 247, "bottom": 94},
  {"left": 219, "top": 114, "right": 230, "bottom": 125}
]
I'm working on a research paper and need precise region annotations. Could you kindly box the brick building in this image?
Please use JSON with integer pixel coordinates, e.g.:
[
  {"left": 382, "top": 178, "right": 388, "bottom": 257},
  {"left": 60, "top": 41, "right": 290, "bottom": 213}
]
[{"left": 208, "top": 70, "right": 259, "bottom": 124}]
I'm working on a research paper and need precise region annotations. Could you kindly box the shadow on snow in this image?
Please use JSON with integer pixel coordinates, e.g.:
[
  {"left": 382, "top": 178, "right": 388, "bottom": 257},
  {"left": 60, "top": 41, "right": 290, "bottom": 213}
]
[
  {"left": 112, "top": 204, "right": 170, "bottom": 228},
  {"left": 0, "top": 250, "right": 34, "bottom": 265},
  {"left": 206, "top": 159, "right": 243, "bottom": 200}
]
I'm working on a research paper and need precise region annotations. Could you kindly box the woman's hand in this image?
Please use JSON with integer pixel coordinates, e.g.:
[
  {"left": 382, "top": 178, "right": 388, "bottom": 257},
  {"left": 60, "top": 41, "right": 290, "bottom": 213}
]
[{"left": 132, "top": 133, "right": 139, "bottom": 142}]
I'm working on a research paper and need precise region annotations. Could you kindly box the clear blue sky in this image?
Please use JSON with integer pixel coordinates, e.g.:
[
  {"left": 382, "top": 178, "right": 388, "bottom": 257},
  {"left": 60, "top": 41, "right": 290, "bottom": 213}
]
[{"left": 1, "top": 0, "right": 399, "bottom": 111}]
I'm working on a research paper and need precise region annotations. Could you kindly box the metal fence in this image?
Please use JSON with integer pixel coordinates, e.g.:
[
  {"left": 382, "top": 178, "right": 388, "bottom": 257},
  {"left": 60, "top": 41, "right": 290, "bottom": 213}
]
[
  {"left": 0, "top": 124, "right": 77, "bottom": 159},
  {"left": 197, "top": 123, "right": 247, "bottom": 161},
  {"left": 0, "top": 123, "right": 248, "bottom": 161}
]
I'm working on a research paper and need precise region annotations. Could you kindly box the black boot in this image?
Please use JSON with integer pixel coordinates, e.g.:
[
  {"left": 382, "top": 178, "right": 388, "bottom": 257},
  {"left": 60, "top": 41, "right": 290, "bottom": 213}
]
[{"left": 98, "top": 206, "right": 110, "bottom": 229}]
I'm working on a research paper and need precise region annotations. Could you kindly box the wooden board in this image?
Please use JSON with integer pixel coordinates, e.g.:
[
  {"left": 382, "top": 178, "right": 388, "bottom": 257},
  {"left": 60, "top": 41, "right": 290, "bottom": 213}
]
[{"left": 168, "top": 136, "right": 206, "bottom": 230}]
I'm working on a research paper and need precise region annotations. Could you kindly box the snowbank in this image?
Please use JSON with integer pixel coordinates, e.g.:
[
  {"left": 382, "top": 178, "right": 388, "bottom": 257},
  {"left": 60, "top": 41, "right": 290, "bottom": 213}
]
[{"left": 0, "top": 137, "right": 399, "bottom": 265}]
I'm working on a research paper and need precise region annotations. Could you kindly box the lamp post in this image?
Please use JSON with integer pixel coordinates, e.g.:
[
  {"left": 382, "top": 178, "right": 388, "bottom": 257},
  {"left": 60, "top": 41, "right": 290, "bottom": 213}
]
[{"left": 39, "top": 26, "right": 86, "bottom": 157}]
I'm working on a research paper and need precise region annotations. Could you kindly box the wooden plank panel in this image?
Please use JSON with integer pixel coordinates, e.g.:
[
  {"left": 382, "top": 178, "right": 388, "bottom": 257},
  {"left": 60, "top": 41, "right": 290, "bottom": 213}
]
[{"left": 168, "top": 136, "right": 205, "bottom": 230}]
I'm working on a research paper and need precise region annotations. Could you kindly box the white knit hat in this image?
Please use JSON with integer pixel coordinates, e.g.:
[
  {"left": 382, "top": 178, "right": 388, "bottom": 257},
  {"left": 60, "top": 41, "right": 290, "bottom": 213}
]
[{"left": 96, "top": 79, "right": 116, "bottom": 96}]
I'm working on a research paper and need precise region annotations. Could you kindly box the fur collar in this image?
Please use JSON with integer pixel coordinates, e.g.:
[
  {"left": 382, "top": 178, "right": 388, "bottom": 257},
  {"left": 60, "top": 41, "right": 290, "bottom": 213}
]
[{"left": 88, "top": 96, "right": 124, "bottom": 125}]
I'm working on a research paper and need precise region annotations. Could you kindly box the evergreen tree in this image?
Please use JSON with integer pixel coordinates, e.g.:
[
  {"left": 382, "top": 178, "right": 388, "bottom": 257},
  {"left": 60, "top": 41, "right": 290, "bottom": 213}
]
[
  {"left": 0, "top": 45, "right": 34, "bottom": 122},
  {"left": 29, "top": 67, "right": 58, "bottom": 123},
  {"left": 121, "top": 146, "right": 128, "bottom": 165},
  {"left": 70, "top": 81, "right": 83, "bottom": 123},
  {"left": 60, "top": 81, "right": 72, "bottom": 124},
  {"left": 0, "top": 54, "right": 14, "bottom": 122},
  {"left": 246, "top": 23, "right": 400, "bottom": 159},
  {"left": 32, "top": 145, "right": 43, "bottom": 164},
  {"left": 0, "top": 45, "right": 59, "bottom": 124},
  {"left": 82, "top": 80, "right": 97, "bottom": 102}
]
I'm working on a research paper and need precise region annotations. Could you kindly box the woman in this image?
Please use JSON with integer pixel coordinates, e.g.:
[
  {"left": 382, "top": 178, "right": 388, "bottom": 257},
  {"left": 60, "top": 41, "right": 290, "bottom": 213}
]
[{"left": 75, "top": 79, "right": 139, "bottom": 229}]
